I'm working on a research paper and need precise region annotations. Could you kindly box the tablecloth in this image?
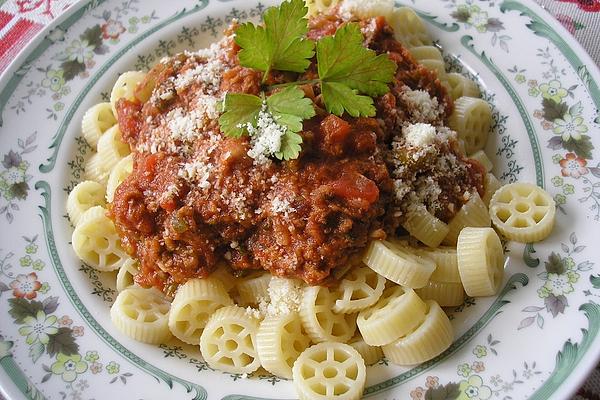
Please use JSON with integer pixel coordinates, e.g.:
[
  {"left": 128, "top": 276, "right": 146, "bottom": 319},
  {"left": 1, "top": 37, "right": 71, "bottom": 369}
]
[{"left": 0, "top": 0, "right": 598, "bottom": 399}]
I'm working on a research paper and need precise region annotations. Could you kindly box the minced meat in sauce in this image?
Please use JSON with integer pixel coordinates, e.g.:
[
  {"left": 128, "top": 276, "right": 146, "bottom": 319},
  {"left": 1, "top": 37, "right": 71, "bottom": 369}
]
[{"left": 110, "top": 12, "right": 484, "bottom": 291}]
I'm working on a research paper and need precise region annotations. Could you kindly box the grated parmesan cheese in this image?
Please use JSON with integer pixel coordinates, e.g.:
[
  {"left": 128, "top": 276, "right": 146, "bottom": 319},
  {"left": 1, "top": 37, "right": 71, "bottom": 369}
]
[
  {"left": 401, "top": 87, "right": 442, "bottom": 124},
  {"left": 404, "top": 123, "right": 437, "bottom": 147},
  {"left": 244, "top": 102, "right": 286, "bottom": 165},
  {"left": 178, "top": 159, "right": 212, "bottom": 188},
  {"left": 257, "top": 277, "right": 304, "bottom": 318},
  {"left": 270, "top": 196, "right": 295, "bottom": 218}
]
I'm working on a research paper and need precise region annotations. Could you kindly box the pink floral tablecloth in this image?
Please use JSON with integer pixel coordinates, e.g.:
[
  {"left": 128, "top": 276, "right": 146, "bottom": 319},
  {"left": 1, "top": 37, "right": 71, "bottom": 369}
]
[{"left": 0, "top": 0, "right": 598, "bottom": 399}]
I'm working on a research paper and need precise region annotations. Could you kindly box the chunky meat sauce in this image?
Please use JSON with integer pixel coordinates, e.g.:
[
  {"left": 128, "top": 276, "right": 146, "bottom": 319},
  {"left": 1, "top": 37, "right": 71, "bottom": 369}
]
[{"left": 110, "top": 13, "right": 484, "bottom": 291}]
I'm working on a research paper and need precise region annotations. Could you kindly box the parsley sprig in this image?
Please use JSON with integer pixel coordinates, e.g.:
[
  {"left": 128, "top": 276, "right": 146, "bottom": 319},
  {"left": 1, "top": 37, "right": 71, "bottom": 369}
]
[{"left": 219, "top": 0, "right": 397, "bottom": 160}]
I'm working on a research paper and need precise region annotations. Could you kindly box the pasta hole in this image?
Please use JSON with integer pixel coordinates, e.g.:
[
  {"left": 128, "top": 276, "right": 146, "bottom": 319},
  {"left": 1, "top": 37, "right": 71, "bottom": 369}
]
[
  {"left": 123, "top": 308, "right": 139, "bottom": 319},
  {"left": 316, "top": 313, "right": 328, "bottom": 328},
  {"left": 215, "top": 326, "right": 225, "bottom": 337},
  {"left": 351, "top": 289, "right": 368, "bottom": 300},
  {"left": 315, "top": 290, "right": 329, "bottom": 306},
  {"left": 238, "top": 353, "right": 252, "bottom": 366},
  {"left": 285, "top": 356, "right": 295, "bottom": 368},
  {"left": 333, "top": 349, "right": 350, "bottom": 363},
  {"left": 334, "top": 383, "right": 350, "bottom": 395},
  {"left": 513, "top": 218, "right": 529, "bottom": 228},
  {"left": 224, "top": 339, "right": 238, "bottom": 352},
  {"left": 229, "top": 324, "right": 244, "bottom": 334},
  {"left": 331, "top": 322, "right": 346, "bottom": 337},
  {"left": 143, "top": 312, "right": 158, "bottom": 323},
  {"left": 218, "top": 356, "right": 234, "bottom": 366},
  {"left": 196, "top": 312, "right": 208, "bottom": 325},
  {"left": 345, "top": 364, "right": 359, "bottom": 380},
  {"left": 323, "top": 366, "right": 338, "bottom": 378},
  {"left": 496, "top": 208, "right": 511, "bottom": 222},
  {"left": 533, "top": 210, "right": 546, "bottom": 222},
  {"left": 175, "top": 320, "right": 190, "bottom": 333},
  {"left": 293, "top": 340, "right": 306, "bottom": 353},
  {"left": 515, "top": 202, "right": 530, "bottom": 213},
  {"left": 206, "top": 343, "right": 218, "bottom": 356},
  {"left": 301, "top": 364, "right": 316, "bottom": 379},
  {"left": 105, "top": 253, "right": 120, "bottom": 267},
  {"left": 311, "top": 351, "right": 327, "bottom": 363},
  {"left": 310, "top": 382, "right": 326, "bottom": 395}
]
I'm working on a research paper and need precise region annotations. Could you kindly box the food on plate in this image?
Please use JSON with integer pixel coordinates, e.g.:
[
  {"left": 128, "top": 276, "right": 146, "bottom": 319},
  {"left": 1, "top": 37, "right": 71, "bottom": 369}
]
[{"left": 67, "top": 0, "right": 557, "bottom": 397}]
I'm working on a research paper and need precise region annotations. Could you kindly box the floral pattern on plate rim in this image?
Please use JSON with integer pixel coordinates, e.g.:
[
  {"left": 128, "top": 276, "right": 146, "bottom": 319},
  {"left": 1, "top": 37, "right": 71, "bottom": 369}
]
[{"left": 0, "top": 0, "right": 598, "bottom": 399}]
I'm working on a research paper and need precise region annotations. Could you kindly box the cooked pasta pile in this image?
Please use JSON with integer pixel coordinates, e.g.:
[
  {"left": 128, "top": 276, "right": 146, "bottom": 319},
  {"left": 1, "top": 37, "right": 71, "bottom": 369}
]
[{"left": 67, "top": 0, "right": 556, "bottom": 399}]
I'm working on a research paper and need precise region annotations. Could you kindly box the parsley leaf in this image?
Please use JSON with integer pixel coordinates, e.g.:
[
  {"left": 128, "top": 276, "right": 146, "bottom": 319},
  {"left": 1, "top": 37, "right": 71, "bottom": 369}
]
[
  {"left": 267, "top": 86, "right": 315, "bottom": 160},
  {"left": 219, "top": 93, "right": 262, "bottom": 138},
  {"left": 220, "top": 87, "right": 315, "bottom": 160},
  {"left": 235, "top": 0, "right": 315, "bottom": 81},
  {"left": 267, "top": 86, "right": 316, "bottom": 132},
  {"left": 317, "top": 23, "right": 397, "bottom": 116}
]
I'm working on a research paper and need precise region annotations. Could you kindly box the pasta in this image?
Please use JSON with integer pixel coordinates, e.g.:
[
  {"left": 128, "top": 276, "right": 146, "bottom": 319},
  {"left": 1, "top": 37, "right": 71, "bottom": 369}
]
[
  {"left": 106, "top": 154, "right": 133, "bottom": 203},
  {"left": 469, "top": 149, "right": 493, "bottom": 172},
  {"left": 348, "top": 336, "right": 382, "bottom": 366},
  {"left": 409, "top": 45, "right": 444, "bottom": 62},
  {"left": 415, "top": 281, "right": 465, "bottom": 307},
  {"left": 444, "top": 192, "right": 491, "bottom": 246},
  {"left": 115, "top": 258, "right": 139, "bottom": 292},
  {"left": 381, "top": 300, "right": 453, "bottom": 365},
  {"left": 300, "top": 285, "right": 357, "bottom": 343},
  {"left": 110, "top": 287, "right": 172, "bottom": 344},
  {"left": 72, "top": 206, "right": 128, "bottom": 272},
  {"left": 402, "top": 204, "right": 449, "bottom": 248},
  {"left": 416, "top": 246, "right": 461, "bottom": 283},
  {"left": 357, "top": 285, "right": 427, "bottom": 346},
  {"left": 389, "top": 7, "right": 432, "bottom": 48},
  {"left": 457, "top": 227, "right": 504, "bottom": 297},
  {"left": 84, "top": 152, "right": 110, "bottom": 186},
  {"left": 110, "top": 71, "right": 149, "bottom": 114},
  {"left": 333, "top": 264, "right": 386, "bottom": 313},
  {"left": 363, "top": 240, "right": 435, "bottom": 288},
  {"left": 292, "top": 342, "right": 366, "bottom": 400},
  {"left": 489, "top": 183, "right": 556, "bottom": 242},
  {"left": 235, "top": 273, "right": 272, "bottom": 305},
  {"left": 199, "top": 305, "right": 261, "bottom": 374},
  {"left": 449, "top": 96, "right": 492, "bottom": 155},
  {"left": 168, "top": 277, "right": 233, "bottom": 345},
  {"left": 482, "top": 172, "right": 502, "bottom": 207},
  {"left": 81, "top": 102, "right": 117, "bottom": 148},
  {"left": 97, "top": 125, "right": 131, "bottom": 173},
  {"left": 446, "top": 72, "right": 481, "bottom": 100},
  {"left": 256, "top": 311, "right": 311, "bottom": 379},
  {"left": 66, "top": 180, "right": 106, "bottom": 226}
]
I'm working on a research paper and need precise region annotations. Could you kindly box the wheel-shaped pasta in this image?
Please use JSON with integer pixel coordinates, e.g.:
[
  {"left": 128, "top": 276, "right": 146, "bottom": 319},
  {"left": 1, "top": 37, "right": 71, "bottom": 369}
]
[
  {"left": 106, "top": 154, "right": 133, "bottom": 203},
  {"left": 116, "top": 258, "right": 139, "bottom": 292},
  {"left": 389, "top": 7, "right": 432, "bottom": 48},
  {"left": 306, "top": 0, "right": 340, "bottom": 16},
  {"left": 402, "top": 204, "right": 449, "bottom": 248},
  {"left": 444, "top": 192, "right": 491, "bottom": 246},
  {"left": 97, "top": 125, "right": 130, "bottom": 174},
  {"left": 300, "top": 286, "right": 356, "bottom": 344},
  {"left": 362, "top": 240, "right": 435, "bottom": 288},
  {"left": 457, "top": 227, "right": 504, "bottom": 297},
  {"left": 338, "top": 0, "right": 394, "bottom": 19},
  {"left": 469, "top": 150, "right": 493, "bottom": 172},
  {"left": 256, "top": 311, "right": 311, "bottom": 379},
  {"left": 409, "top": 46, "right": 443, "bottom": 62},
  {"left": 417, "top": 246, "right": 460, "bottom": 283},
  {"left": 199, "top": 305, "right": 261, "bottom": 374},
  {"left": 168, "top": 277, "right": 233, "bottom": 345},
  {"left": 449, "top": 96, "right": 492, "bottom": 155},
  {"left": 382, "top": 300, "right": 453, "bottom": 365},
  {"left": 418, "top": 59, "right": 447, "bottom": 82},
  {"left": 349, "top": 336, "right": 382, "bottom": 366},
  {"left": 489, "top": 183, "right": 556, "bottom": 243},
  {"left": 84, "top": 152, "right": 110, "bottom": 186},
  {"left": 66, "top": 180, "right": 106, "bottom": 226},
  {"left": 82, "top": 102, "right": 117, "bottom": 148},
  {"left": 292, "top": 342, "right": 366, "bottom": 400},
  {"left": 72, "top": 206, "right": 128, "bottom": 271},
  {"left": 416, "top": 281, "right": 465, "bottom": 307},
  {"left": 446, "top": 72, "right": 481, "bottom": 100},
  {"left": 357, "top": 285, "right": 427, "bottom": 346},
  {"left": 110, "top": 71, "right": 148, "bottom": 114},
  {"left": 333, "top": 264, "right": 386, "bottom": 313},
  {"left": 110, "top": 287, "right": 171, "bottom": 344},
  {"left": 211, "top": 266, "right": 237, "bottom": 292},
  {"left": 236, "top": 273, "right": 271, "bottom": 305},
  {"left": 482, "top": 173, "right": 502, "bottom": 208}
]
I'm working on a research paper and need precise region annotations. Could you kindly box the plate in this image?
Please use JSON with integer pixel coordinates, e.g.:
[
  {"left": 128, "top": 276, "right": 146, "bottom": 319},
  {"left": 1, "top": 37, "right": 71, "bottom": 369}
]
[{"left": 0, "top": 0, "right": 599, "bottom": 399}]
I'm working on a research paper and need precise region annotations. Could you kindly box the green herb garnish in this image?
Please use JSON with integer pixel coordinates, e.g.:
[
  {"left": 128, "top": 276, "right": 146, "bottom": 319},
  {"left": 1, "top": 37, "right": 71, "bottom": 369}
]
[{"left": 219, "top": 0, "right": 397, "bottom": 160}]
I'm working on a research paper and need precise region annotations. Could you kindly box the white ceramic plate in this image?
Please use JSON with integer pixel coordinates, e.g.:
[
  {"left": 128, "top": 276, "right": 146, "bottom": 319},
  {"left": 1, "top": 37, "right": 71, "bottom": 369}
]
[{"left": 1, "top": 1, "right": 599, "bottom": 399}]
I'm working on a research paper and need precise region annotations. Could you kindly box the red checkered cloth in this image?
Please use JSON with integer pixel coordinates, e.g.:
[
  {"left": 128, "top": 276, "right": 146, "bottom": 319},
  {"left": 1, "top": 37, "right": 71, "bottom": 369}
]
[{"left": 0, "top": 1, "right": 598, "bottom": 399}]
